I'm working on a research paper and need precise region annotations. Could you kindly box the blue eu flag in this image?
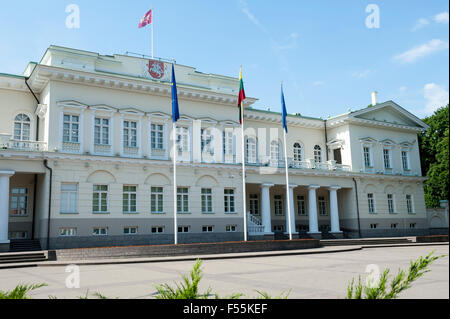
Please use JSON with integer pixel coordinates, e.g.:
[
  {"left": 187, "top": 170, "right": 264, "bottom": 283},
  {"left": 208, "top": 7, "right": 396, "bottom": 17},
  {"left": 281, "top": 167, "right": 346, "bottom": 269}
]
[{"left": 172, "top": 64, "right": 180, "bottom": 123}]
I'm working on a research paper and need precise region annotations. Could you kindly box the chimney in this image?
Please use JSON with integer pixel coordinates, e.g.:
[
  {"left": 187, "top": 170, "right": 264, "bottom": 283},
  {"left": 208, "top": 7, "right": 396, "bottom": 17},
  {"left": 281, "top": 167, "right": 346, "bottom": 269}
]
[{"left": 371, "top": 91, "right": 378, "bottom": 106}]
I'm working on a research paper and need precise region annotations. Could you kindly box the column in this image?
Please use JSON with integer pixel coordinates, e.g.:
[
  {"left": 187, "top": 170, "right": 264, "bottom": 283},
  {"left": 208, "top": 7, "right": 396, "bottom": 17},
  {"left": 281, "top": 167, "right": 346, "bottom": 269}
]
[
  {"left": 329, "top": 186, "right": 342, "bottom": 233},
  {"left": 285, "top": 184, "right": 298, "bottom": 235},
  {"left": 0, "top": 170, "right": 15, "bottom": 248},
  {"left": 192, "top": 120, "right": 201, "bottom": 163},
  {"left": 260, "top": 183, "right": 274, "bottom": 234},
  {"left": 307, "top": 185, "right": 320, "bottom": 234}
]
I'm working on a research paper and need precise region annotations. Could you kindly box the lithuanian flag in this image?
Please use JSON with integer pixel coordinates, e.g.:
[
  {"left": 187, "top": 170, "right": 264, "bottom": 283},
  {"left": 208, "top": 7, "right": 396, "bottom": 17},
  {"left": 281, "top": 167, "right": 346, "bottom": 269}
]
[{"left": 238, "top": 67, "right": 246, "bottom": 125}]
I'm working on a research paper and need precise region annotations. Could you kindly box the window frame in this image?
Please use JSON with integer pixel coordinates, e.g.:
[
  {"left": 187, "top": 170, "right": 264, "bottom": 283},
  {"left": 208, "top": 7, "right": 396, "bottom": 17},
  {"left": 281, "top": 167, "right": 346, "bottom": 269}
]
[
  {"left": 13, "top": 113, "right": 31, "bottom": 141},
  {"left": 10, "top": 187, "right": 28, "bottom": 217},
  {"left": 93, "top": 185, "right": 109, "bottom": 214},
  {"left": 123, "top": 185, "right": 138, "bottom": 214},
  {"left": 224, "top": 188, "right": 236, "bottom": 214},
  {"left": 177, "top": 187, "right": 190, "bottom": 214},
  {"left": 201, "top": 188, "right": 213, "bottom": 214},
  {"left": 150, "top": 186, "right": 164, "bottom": 214},
  {"left": 60, "top": 183, "right": 78, "bottom": 214}
]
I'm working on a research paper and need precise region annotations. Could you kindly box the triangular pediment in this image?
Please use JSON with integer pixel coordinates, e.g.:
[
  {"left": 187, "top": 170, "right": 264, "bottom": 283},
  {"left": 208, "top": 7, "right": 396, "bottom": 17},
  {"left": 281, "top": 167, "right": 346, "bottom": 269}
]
[{"left": 351, "top": 101, "right": 429, "bottom": 130}]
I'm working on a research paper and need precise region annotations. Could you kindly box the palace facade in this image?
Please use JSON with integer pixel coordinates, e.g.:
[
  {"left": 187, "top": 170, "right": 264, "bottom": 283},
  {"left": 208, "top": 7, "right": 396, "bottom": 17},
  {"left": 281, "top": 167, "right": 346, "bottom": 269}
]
[{"left": 0, "top": 46, "right": 430, "bottom": 250}]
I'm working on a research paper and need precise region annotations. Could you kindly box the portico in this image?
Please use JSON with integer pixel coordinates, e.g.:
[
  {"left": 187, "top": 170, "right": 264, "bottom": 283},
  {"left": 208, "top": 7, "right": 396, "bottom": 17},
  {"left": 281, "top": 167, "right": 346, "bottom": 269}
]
[{"left": 246, "top": 182, "right": 346, "bottom": 239}]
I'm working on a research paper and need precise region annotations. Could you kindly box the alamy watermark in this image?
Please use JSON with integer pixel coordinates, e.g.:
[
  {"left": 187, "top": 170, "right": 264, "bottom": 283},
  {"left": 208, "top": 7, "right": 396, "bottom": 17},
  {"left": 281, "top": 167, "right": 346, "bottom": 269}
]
[
  {"left": 65, "top": 264, "right": 80, "bottom": 289},
  {"left": 66, "top": 4, "right": 80, "bottom": 29},
  {"left": 365, "top": 4, "right": 380, "bottom": 29}
]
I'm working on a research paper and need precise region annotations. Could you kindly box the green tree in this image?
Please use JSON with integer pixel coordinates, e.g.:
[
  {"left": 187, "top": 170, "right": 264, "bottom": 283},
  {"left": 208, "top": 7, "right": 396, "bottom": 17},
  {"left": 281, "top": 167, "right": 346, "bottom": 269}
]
[{"left": 419, "top": 104, "right": 449, "bottom": 208}]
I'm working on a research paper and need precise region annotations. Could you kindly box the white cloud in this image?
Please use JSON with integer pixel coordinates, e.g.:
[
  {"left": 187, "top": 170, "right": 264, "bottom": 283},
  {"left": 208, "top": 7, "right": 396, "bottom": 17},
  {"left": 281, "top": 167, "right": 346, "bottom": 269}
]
[
  {"left": 434, "top": 11, "right": 449, "bottom": 24},
  {"left": 399, "top": 86, "right": 408, "bottom": 92},
  {"left": 424, "top": 83, "right": 449, "bottom": 114},
  {"left": 393, "top": 39, "right": 449, "bottom": 63},
  {"left": 411, "top": 18, "right": 430, "bottom": 31},
  {"left": 312, "top": 81, "right": 325, "bottom": 86}
]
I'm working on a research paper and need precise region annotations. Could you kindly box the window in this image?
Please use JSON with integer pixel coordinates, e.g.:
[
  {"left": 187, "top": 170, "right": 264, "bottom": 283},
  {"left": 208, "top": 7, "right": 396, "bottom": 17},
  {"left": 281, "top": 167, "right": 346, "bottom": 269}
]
[
  {"left": 123, "top": 120, "right": 137, "bottom": 148},
  {"left": 61, "top": 183, "right": 78, "bottom": 214},
  {"left": 151, "top": 124, "right": 164, "bottom": 150},
  {"left": 176, "top": 127, "right": 189, "bottom": 155},
  {"left": 363, "top": 147, "right": 372, "bottom": 167},
  {"left": 201, "top": 188, "right": 213, "bottom": 213},
  {"left": 124, "top": 226, "right": 138, "bottom": 235},
  {"left": 202, "top": 225, "right": 214, "bottom": 233},
  {"left": 270, "top": 140, "right": 280, "bottom": 163},
  {"left": 387, "top": 194, "right": 395, "bottom": 214},
  {"left": 94, "top": 118, "right": 109, "bottom": 145},
  {"left": 151, "top": 187, "right": 164, "bottom": 214},
  {"left": 383, "top": 149, "right": 392, "bottom": 169},
  {"left": 370, "top": 223, "right": 378, "bottom": 229},
  {"left": 273, "top": 225, "right": 285, "bottom": 232},
  {"left": 402, "top": 151, "right": 410, "bottom": 171},
  {"left": 123, "top": 185, "right": 137, "bottom": 213},
  {"left": 318, "top": 196, "right": 327, "bottom": 216},
  {"left": 224, "top": 189, "right": 235, "bottom": 213},
  {"left": 178, "top": 226, "right": 190, "bottom": 233},
  {"left": 246, "top": 137, "right": 257, "bottom": 163},
  {"left": 297, "top": 225, "right": 308, "bottom": 232},
  {"left": 390, "top": 223, "right": 398, "bottom": 229},
  {"left": 297, "top": 195, "right": 306, "bottom": 216},
  {"left": 13, "top": 114, "right": 31, "bottom": 141},
  {"left": 201, "top": 128, "right": 214, "bottom": 156},
  {"left": 249, "top": 194, "right": 259, "bottom": 216},
  {"left": 406, "top": 195, "right": 414, "bottom": 214},
  {"left": 274, "top": 195, "right": 283, "bottom": 216},
  {"left": 314, "top": 145, "right": 322, "bottom": 163},
  {"left": 367, "top": 193, "right": 375, "bottom": 214},
  {"left": 223, "top": 130, "right": 234, "bottom": 157},
  {"left": 10, "top": 187, "right": 28, "bottom": 216},
  {"left": 93, "top": 185, "right": 108, "bottom": 213},
  {"left": 226, "top": 225, "right": 237, "bottom": 232},
  {"left": 151, "top": 226, "right": 165, "bottom": 234},
  {"left": 93, "top": 227, "right": 108, "bottom": 236},
  {"left": 8, "top": 231, "right": 28, "bottom": 240},
  {"left": 60, "top": 228, "right": 77, "bottom": 237},
  {"left": 293, "top": 143, "right": 303, "bottom": 163},
  {"left": 63, "top": 114, "right": 79, "bottom": 143},
  {"left": 410, "top": 223, "right": 416, "bottom": 229},
  {"left": 177, "top": 187, "right": 189, "bottom": 213}
]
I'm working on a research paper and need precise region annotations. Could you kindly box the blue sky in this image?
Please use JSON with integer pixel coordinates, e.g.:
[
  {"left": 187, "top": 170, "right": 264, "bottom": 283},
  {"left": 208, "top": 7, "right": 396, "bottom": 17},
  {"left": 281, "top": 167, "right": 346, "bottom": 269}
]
[{"left": 0, "top": 0, "right": 448, "bottom": 119}]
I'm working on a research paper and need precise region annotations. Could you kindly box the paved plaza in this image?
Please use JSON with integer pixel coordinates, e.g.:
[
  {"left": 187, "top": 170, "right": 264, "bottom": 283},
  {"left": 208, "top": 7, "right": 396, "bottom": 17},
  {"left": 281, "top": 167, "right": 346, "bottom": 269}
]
[{"left": 0, "top": 245, "right": 448, "bottom": 299}]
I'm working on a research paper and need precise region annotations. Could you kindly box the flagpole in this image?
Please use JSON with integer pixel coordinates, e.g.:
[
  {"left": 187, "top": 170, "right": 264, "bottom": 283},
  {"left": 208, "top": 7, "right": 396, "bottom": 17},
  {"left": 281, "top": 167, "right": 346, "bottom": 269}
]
[
  {"left": 282, "top": 82, "right": 293, "bottom": 240},
  {"left": 173, "top": 121, "right": 178, "bottom": 245},
  {"left": 283, "top": 129, "right": 293, "bottom": 241},
  {"left": 151, "top": 7, "right": 154, "bottom": 58},
  {"left": 241, "top": 105, "right": 248, "bottom": 242}
]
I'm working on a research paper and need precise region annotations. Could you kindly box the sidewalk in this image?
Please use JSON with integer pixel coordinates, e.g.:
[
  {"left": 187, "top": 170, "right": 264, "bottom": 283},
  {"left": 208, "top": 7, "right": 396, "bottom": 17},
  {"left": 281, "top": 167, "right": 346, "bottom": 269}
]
[{"left": 1, "top": 241, "right": 447, "bottom": 269}]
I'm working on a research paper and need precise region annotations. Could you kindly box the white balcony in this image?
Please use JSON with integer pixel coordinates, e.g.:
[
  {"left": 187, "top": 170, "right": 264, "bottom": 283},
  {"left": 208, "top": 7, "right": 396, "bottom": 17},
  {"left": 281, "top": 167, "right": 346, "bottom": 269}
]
[{"left": 0, "top": 135, "right": 47, "bottom": 152}]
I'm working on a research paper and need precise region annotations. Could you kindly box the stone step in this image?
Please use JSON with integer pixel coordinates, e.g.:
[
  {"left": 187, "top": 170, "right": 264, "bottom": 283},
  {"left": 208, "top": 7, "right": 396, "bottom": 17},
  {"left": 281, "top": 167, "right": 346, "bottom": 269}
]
[{"left": 0, "top": 251, "right": 47, "bottom": 264}]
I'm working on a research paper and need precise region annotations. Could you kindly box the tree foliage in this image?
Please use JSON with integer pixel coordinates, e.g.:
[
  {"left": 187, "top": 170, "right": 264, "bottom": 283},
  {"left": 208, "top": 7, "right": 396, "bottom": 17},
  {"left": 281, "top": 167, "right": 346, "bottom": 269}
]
[{"left": 419, "top": 104, "right": 449, "bottom": 208}]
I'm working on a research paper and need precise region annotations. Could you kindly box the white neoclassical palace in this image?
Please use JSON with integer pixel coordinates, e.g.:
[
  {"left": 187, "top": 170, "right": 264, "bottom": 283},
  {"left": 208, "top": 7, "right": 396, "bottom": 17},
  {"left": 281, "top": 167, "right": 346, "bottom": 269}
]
[{"left": 0, "top": 46, "right": 430, "bottom": 250}]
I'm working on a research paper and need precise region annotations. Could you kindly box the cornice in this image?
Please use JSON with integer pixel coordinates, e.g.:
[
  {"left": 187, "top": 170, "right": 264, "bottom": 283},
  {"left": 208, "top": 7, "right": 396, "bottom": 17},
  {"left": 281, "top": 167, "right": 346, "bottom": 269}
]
[
  {"left": 27, "top": 65, "right": 257, "bottom": 107},
  {"left": 245, "top": 109, "right": 324, "bottom": 129}
]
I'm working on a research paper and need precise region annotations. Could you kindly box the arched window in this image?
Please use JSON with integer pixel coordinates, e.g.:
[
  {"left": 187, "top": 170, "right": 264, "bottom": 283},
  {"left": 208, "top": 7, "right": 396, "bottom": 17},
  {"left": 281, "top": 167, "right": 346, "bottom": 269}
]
[
  {"left": 314, "top": 145, "right": 322, "bottom": 163},
  {"left": 13, "top": 114, "right": 31, "bottom": 141},
  {"left": 293, "top": 143, "right": 303, "bottom": 163},
  {"left": 246, "top": 137, "right": 257, "bottom": 164},
  {"left": 270, "top": 140, "right": 281, "bottom": 162}
]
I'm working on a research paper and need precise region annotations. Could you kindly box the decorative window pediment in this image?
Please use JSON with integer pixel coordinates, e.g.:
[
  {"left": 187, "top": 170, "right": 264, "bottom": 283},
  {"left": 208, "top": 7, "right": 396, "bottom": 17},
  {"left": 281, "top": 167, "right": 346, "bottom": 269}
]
[{"left": 57, "top": 100, "right": 88, "bottom": 110}]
